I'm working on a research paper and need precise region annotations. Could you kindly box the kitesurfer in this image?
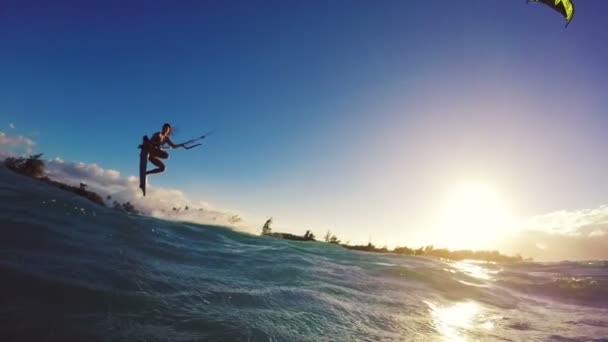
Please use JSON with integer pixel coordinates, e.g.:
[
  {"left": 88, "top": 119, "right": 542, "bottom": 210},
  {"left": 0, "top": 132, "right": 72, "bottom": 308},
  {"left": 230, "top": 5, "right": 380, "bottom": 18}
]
[
  {"left": 142, "top": 123, "right": 184, "bottom": 176},
  {"left": 139, "top": 123, "right": 211, "bottom": 195}
]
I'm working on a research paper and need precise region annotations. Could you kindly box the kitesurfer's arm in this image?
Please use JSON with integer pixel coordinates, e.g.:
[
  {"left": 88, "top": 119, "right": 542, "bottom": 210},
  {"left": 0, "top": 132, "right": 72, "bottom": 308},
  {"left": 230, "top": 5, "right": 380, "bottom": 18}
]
[{"left": 164, "top": 137, "right": 184, "bottom": 149}]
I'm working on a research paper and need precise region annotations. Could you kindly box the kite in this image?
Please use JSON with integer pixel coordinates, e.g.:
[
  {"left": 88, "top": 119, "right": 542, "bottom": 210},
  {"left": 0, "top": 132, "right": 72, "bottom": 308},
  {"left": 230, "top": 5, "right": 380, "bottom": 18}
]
[{"left": 527, "top": 0, "right": 575, "bottom": 27}]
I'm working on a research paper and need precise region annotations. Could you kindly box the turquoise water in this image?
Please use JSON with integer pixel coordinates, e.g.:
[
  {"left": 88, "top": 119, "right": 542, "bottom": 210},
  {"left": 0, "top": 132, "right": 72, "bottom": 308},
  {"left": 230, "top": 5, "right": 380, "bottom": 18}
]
[{"left": 1, "top": 166, "right": 608, "bottom": 341}]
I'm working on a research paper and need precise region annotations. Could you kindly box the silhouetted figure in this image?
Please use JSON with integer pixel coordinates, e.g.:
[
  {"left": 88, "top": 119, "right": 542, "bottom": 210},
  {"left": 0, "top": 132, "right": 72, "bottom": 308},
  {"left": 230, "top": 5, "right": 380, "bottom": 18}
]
[{"left": 142, "top": 123, "right": 184, "bottom": 177}]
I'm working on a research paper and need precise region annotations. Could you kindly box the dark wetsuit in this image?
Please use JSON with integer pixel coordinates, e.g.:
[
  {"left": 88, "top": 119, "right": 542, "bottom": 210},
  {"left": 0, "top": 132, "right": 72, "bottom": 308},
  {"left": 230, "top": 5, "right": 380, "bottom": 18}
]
[
  {"left": 144, "top": 132, "right": 170, "bottom": 174},
  {"left": 147, "top": 132, "right": 169, "bottom": 158}
]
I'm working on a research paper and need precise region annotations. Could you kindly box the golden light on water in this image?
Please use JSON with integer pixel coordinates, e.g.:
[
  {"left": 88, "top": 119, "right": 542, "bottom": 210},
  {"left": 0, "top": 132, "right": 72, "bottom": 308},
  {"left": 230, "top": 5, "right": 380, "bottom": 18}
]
[
  {"left": 425, "top": 300, "right": 496, "bottom": 342},
  {"left": 426, "top": 261, "right": 502, "bottom": 340},
  {"left": 452, "top": 260, "right": 500, "bottom": 281}
]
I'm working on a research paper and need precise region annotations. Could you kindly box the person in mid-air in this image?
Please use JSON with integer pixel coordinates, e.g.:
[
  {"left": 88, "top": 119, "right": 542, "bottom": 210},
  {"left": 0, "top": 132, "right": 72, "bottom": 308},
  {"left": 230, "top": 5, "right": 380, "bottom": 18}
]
[
  {"left": 142, "top": 123, "right": 184, "bottom": 176},
  {"left": 139, "top": 123, "right": 211, "bottom": 195}
]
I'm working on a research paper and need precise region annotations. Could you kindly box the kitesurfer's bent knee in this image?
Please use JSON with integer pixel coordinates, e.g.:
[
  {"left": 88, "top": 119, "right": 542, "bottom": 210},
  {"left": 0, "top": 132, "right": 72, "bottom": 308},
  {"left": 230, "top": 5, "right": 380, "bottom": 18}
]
[{"left": 146, "top": 155, "right": 167, "bottom": 175}]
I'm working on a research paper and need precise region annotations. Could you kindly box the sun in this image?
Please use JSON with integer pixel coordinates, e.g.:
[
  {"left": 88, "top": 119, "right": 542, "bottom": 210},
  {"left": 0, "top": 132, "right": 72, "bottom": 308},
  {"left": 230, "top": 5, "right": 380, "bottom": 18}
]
[{"left": 433, "top": 182, "right": 514, "bottom": 250}]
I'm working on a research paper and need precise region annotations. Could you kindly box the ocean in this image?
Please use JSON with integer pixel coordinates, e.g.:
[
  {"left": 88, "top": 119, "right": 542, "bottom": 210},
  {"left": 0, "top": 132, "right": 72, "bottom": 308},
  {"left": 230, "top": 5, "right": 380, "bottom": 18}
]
[{"left": 1, "top": 165, "right": 607, "bottom": 341}]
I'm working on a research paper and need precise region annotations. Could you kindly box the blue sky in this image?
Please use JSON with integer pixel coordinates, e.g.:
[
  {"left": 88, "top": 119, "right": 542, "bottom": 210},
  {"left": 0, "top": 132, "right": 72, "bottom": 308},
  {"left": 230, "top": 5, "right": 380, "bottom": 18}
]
[{"left": 2, "top": 0, "right": 608, "bottom": 256}]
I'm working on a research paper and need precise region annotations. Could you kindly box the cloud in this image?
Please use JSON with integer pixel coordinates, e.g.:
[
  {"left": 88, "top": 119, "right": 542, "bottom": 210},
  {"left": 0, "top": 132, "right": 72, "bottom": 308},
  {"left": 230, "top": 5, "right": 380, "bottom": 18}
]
[
  {"left": 0, "top": 131, "right": 35, "bottom": 155},
  {"left": 42, "top": 157, "right": 254, "bottom": 233},
  {"left": 500, "top": 229, "right": 608, "bottom": 261},
  {"left": 523, "top": 206, "right": 608, "bottom": 237},
  {"left": 498, "top": 206, "right": 608, "bottom": 261},
  {"left": 9, "top": 123, "right": 15, "bottom": 129},
  {"left": 0, "top": 131, "right": 35, "bottom": 147},
  {"left": 45, "top": 158, "right": 130, "bottom": 194},
  {"left": 589, "top": 230, "right": 606, "bottom": 237}
]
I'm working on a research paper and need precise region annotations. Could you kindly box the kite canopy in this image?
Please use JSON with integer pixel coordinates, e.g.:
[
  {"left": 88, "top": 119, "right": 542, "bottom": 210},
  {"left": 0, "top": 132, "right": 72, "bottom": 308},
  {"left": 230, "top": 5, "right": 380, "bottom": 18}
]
[{"left": 528, "top": 0, "right": 575, "bottom": 26}]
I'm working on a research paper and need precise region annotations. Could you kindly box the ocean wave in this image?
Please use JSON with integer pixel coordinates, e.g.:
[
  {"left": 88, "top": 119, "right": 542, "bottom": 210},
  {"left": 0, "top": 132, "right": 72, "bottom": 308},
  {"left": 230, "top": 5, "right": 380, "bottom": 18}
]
[{"left": 2, "top": 166, "right": 608, "bottom": 341}]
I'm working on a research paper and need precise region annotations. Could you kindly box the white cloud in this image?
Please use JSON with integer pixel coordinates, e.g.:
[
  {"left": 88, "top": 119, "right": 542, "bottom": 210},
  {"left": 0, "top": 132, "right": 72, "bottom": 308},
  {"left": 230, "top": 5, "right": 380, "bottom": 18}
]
[
  {"left": 523, "top": 206, "right": 608, "bottom": 236},
  {"left": 0, "top": 131, "right": 35, "bottom": 147},
  {"left": 9, "top": 123, "right": 15, "bottom": 129},
  {"left": 45, "top": 158, "right": 130, "bottom": 194},
  {"left": 498, "top": 206, "right": 608, "bottom": 261},
  {"left": 42, "top": 157, "right": 254, "bottom": 233},
  {"left": 589, "top": 230, "right": 606, "bottom": 237},
  {"left": 0, "top": 131, "right": 36, "bottom": 155},
  {"left": 500, "top": 229, "right": 608, "bottom": 261}
]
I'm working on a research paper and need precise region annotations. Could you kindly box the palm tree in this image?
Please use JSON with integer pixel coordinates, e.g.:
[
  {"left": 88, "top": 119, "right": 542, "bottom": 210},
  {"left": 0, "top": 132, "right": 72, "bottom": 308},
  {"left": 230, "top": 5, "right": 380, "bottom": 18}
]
[
  {"left": 261, "top": 218, "right": 273, "bottom": 236},
  {"left": 304, "top": 230, "right": 316, "bottom": 241}
]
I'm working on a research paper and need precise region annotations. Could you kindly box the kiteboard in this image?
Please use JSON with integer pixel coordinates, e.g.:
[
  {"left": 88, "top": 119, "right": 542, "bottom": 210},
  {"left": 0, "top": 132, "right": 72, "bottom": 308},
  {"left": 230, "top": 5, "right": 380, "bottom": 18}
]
[{"left": 139, "top": 136, "right": 149, "bottom": 196}]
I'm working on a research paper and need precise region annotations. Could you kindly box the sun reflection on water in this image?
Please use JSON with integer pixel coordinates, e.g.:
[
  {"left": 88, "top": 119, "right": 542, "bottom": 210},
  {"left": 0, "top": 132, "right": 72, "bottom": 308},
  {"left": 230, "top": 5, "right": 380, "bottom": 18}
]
[
  {"left": 451, "top": 260, "right": 501, "bottom": 281},
  {"left": 425, "top": 300, "right": 495, "bottom": 341}
]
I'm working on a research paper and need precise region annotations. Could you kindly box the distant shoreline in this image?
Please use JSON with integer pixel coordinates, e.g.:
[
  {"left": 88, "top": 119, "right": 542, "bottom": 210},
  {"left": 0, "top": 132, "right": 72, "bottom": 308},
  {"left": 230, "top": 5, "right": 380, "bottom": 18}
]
[
  {"left": 3, "top": 155, "right": 139, "bottom": 214},
  {"left": 4, "top": 154, "right": 106, "bottom": 207},
  {"left": 260, "top": 218, "right": 529, "bottom": 263},
  {"left": 4, "top": 154, "right": 529, "bottom": 263},
  {"left": 281, "top": 235, "right": 527, "bottom": 263},
  {"left": 340, "top": 243, "right": 528, "bottom": 263}
]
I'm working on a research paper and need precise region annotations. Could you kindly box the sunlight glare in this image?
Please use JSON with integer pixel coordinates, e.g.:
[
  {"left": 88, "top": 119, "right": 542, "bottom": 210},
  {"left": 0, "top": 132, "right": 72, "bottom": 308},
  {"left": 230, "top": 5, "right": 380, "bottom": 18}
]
[
  {"left": 426, "top": 301, "right": 479, "bottom": 342},
  {"left": 452, "top": 260, "right": 499, "bottom": 281},
  {"left": 425, "top": 300, "right": 496, "bottom": 341},
  {"left": 434, "top": 182, "right": 514, "bottom": 250}
]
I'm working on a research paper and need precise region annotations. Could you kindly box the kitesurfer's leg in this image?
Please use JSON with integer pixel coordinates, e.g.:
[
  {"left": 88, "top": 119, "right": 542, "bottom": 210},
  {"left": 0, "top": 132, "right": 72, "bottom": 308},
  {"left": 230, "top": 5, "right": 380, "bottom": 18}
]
[
  {"left": 146, "top": 157, "right": 165, "bottom": 175},
  {"left": 146, "top": 149, "right": 168, "bottom": 175}
]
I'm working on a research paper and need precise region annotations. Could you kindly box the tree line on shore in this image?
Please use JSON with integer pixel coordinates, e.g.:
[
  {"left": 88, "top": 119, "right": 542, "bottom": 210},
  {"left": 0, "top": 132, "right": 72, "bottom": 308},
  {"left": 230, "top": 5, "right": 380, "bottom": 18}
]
[
  {"left": 4, "top": 154, "right": 244, "bottom": 222},
  {"left": 260, "top": 217, "right": 527, "bottom": 262},
  {"left": 5, "top": 154, "right": 138, "bottom": 214}
]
